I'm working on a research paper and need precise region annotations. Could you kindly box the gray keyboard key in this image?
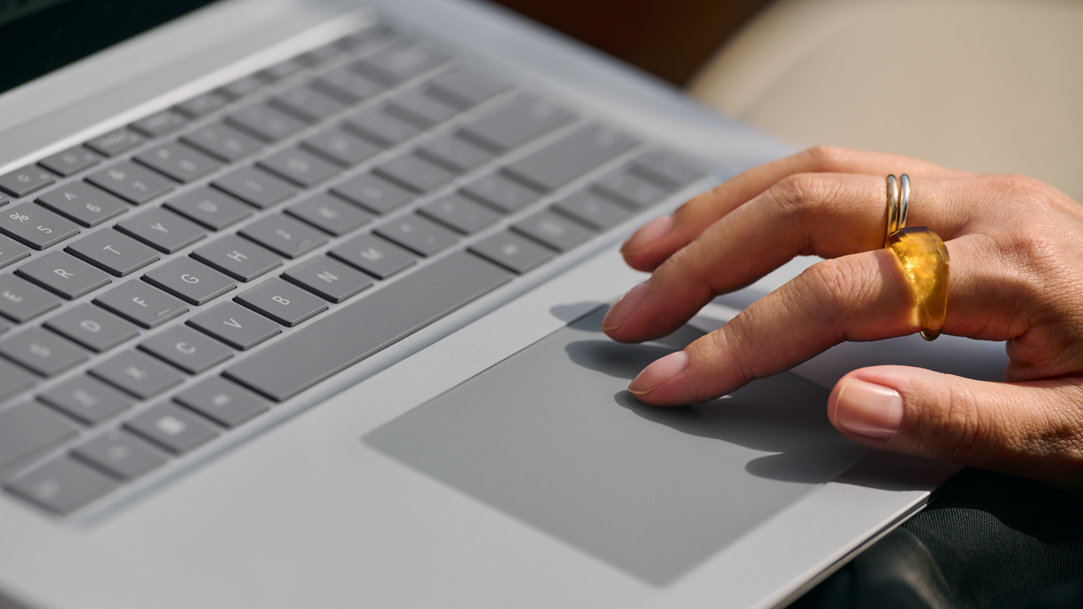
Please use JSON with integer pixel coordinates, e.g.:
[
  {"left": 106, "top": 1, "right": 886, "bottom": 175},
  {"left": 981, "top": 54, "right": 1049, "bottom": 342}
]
[
  {"left": 285, "top": 192, "right": 370, "bottom": 236},
  {"left": 134, "top": 142, "right": 221, "bottom": 183},
  {"left": 139, "top": 325, "right": 233, "bottom": 374},
  {"left": 187, "top": 301, "right": 281, "bottom": 350},
  {"left": 470, "top": 231, "right": 554, "bottom": 274},
  {"left": 225, "top": 251, "right": 510, "bottom": 402},
  {"left": 44, "top": 303, "right": 138, "bottom": 352},
  {"left": 217, "top": 74, "right": 264, "bottom": 100},
  {"left": 16, "top": 251, "right": 111, "bottom": 299},
  {"left": 0, "top": 274, "right": 62, "bottom": 322},
  {"left": 0, "top": 327, "right": 87, "bottom": 376},
  {"left": 459, "top": 94, "right": 574, "bottom": 151},
  {"left": 174, "top": 91, "right": 229, "bottom": 118},
  {"left": 130, "top": 110, "right": 187, "bottom": 138},
  {"left": 630, "top": 150, "right": 707, "bottom": 190},
  {"left": 283, "top": 256, "right": 373, "bottom": 303},
  {"left": 591, "top": 168, "right": 667, "bottom": 208},
  {"left": 0, "top": 164, "right": 57, "bottom": 198},
  {"left": 164, "top": 188, "right": 253, "bottom": 230},
  {"left": 270, "top": 85, "right": 346, "bottom": 122},
  {"left": 426, "top": 67, "right": 510, "bottom": 108},
  {"left": 143, "top": 257, "right": 236, "bottom": 305},
  {"left": 504, "top": 124, "right": 638, "bottom": 192},
  {"left": 419, "top": 194, "right": 498, "bottom": 234},
  {"left": 85, "top": 128, "right": 143, "bottom": 157},
  {"left": 66, "top": 229, "right": 160, "bottom": 277},
  {"left": 331, "top": 173, "right": 413, "bottom": 215},
  {"left": 182, "top": 122, "right": 264, "bottom": 162},
  {"left": 174, "top": 376, "right": 269, "bottom": 428},
  {"left": 312, "top": 66, "right": 383, "bottom": 103},
  {"left": 552, "top": 190, "right": 631, "bottom": 230},
  {"left": 36, "top": 182, "right": 129, "bottom": 227},
  {"left": 94, "top": 281, "right": 188, "bottom": 329},
  {"left": 235, "top": 278, "right": 327, "bottom": 327},
  {"left": 373, "top": 154, "right": 453, "bottom": 193},
  {"left": 352, "top": 40, "right": 447, "bottom": 84},
  {"left": 385, "top": 89, "right": 459, "bottom": 127},
  {"left": 343, "top": 107, "right": 420, "bottom": 147},
  {"left": 0, "top": 234, "right": 31, "bottom": 270},
  {"left": 0, "top": 359, "right": 36, "bottom": 402},
  {"left": 375, "top": 214, "right": 458, "bottom": 257},
  {"left": 0, "top": 402, "right": 77, "bottom": 471},
  {"left": 226, "top": 103, "right": 305, "bottom": 142},
  {"left": 5, "top": 456, "right": 117, "bottom": 515},
  {"left": 330, "top": 233, "right": 416, "bottom": 279},
  {"left": 38, "top": 147, "right": 102, "bottom": 177},
  {"left": 73, "top": 430, "right": 167, "bottom": 480},
  {"left": 301, "top": 128, "right": 380, "bottom": 167},
  {"left": 0, "top": 202, "right": 81, "bottom": 249},
  {"left": 240, "top": 215, "right": 326, "bottom": 259},
  {"left": 90, "top": 350, "right": 184, "bottom": 399},
  {"left": 38, "top": 375, "right": 135, "bottom": 424},
  {"left": 212, "top": 167, "right": 296, "bottom": 209},
  {"left": 191, "top": 234, "right": 283, "bottom": 282},
  {"left": 124, "top": 403, "right": 218, "bottom": 455},
  {"left": 460, "top": 173, "right": 539, "bottom": 213},
  {"left": 116, "top": 207, "right": 207, "bottom": 253},
  {"left": 256, "top": 57, "right": 304, "bottom": 83},
  {"left": 513, "top": 210, "right": 594, "bottom": 252},
  {"left": 417, "top": 134, "right": 494, "bottom": 173},
  {"left": 86, "top": 162, "right": 175, "bottom": 205},
  {"left": 257, "top": 147, "right": 339, "bottom": 188}
]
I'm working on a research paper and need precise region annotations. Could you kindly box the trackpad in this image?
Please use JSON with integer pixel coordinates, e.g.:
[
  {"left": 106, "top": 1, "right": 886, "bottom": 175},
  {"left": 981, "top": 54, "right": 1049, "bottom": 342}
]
[{"left": 364, "top": 307, "right": 868, "bottom": 584}]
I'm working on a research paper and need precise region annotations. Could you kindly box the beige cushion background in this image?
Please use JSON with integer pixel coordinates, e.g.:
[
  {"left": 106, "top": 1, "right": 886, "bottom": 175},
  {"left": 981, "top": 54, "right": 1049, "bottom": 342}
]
[{"left": 688, "top": 0, "right": 1083, "bottom": 200}]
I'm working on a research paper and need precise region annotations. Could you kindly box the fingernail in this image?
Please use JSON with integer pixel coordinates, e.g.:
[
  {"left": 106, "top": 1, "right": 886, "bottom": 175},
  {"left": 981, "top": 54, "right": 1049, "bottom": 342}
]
[
  {"left": 832, "top": 378, "right": 904, "bottom": 440},
  {"left": 622, "top": 215, "right": 673, "bottom": 255},
  {"left": 629, "top": 351, "right": 688, "bottom": 396},
  {"left": 602, "top": 280, "right": 650, "bottom": 331}
]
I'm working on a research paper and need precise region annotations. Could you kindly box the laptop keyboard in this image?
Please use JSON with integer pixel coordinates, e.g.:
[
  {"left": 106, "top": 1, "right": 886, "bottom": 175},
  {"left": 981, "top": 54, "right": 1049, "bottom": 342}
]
[{"left": 0, "top": 22, "right": 705, "bottom": 517}]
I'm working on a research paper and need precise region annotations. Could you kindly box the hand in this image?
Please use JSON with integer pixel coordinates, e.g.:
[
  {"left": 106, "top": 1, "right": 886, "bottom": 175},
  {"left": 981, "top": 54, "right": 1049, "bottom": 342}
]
[{"left": 602, "top": 146, "right": 1083, "bottom": 487}]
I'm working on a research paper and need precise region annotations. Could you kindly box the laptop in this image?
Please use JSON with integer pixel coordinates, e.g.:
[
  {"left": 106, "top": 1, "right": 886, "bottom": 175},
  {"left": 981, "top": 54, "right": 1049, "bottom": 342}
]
[{"left": 0, "top": 0, "right": 1009, "bottom": 607}]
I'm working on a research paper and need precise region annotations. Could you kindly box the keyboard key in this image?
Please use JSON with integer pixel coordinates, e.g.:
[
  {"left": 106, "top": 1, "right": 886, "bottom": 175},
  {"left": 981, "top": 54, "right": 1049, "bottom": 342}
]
[
  {"left": 235, "top": 278, "right": 327, "bottom": 327},
  {"left": 116, "top": 207, "right": 207, "bottom": 253},
  {"left": 93, "top": 281, "right": 188, "bottom": 329},
  {"left": 226, "top": 103, "right": 305, "bottom": 142},
  {"left": 16, "top": 251, "right": 111, "bottom": 299},
  {"left": 256, "top": 57, "right": 305, "bottom": 83},
  {"left": 181, "top": 122, "right": 264, "bottom": 162},
  {"left": 591, "top": 168, "right": 667, "bottom": 208},
  {"left": 375, "top": 214, "right": 458, "bottom": 257},
  {"left": 134, "top": 142, "right": 221, "bottom": 183},
  {"left": 269, "top": 85, "right": 346, "bottom": 122},
  {"left": 0, "top": 274, "right": 63, "bottom": 322},
  {"left": 0, "top": 402, "right": 77, "bottom": 471},
  {"left": 72, "top": 430, "right": 167, "bottom": 480},
  {"left": 503, "top": 123, "right": 637, "bottom": 192},
  {"left": 385, "top": 89, "right": 459, "bottom": 127},
  {"left": 343, "top": 107, "right": 420, "bottom": 147},
  {"left": 630, "top": 150, "right": 707, "bottom": 190},
  {"left": 459, "top": 94, "right": 574, "bottom": 151},
  {"left": 419, "top": 194, "right": 498, "bottom": 234},
  {"left": 312, "top": 66, "right": 383, "bottom": 103},
  {"left": 373, "top": 154, "right": 453, "bottom": 194},
  {"left": 330, "top": 173, "right": 412, "bottom": 215},
  {"left": 124, "top": 403, "right": 218, "bottom": 455},
  {"left": 187, "top": 301, "right": 281, "bottom": 350},
  {"left": 44, "top": 303, "right": 139, "bottom": 353},
  {"left": 217, "top": 74, "right": 264, "bottom": 100},
  {"left": 5, "top": 456, "right": 117, "bottom": 515},
  {"left": 240, "top": 214, "right": 326, "bottom": 259},
  {"left": 301, "top": 128, "right": 380, "bottom": 167},
  {"left": 0, "top": 234, "right": 31, "bottom": 270},
  {"left": 85, "top": 128, "right": 143, "bottom": 157},
  {"left": 90, "top": 350, "right": 185, "bottom": 399},
  {"left": 460, "top": 173, "right": 539, "bottom": 213},
  {"left": 191, "top": 234, "right": 283, "bottom": 282},
  {"left": 164, "top": 188, "right": 253, "bottom": 230},
  {"left": 512, "top": 210, "right": 594, "bottom": 252},
  {"left": 38, "top": 375, "right": 136, "bottom": 424},
  {"left": 283, "top": 256, "right": 373, "bottom": 303},
  {"left": 225, "top": 252, "right": 510, "bottom": 402},
  {"left": 142, "top": 257, "right": 236, "bottom": 305},
  {"left": 417, "top": 133, "right": 494, "bottom": 173},
  {"left": 173, "top": 91, "right": 230, "bottom": 118},
  {"left": 0, "top": 327, "right": 87, "bottom": 377},
  {"left": 552, "top": 190, "right": 631, "bottom": 230},
  {"left": 470, "top": 231, "right": 554, "bottom": 274},
  {"left": 0, "top": 164, "right": 57, "bottom": 198},
  {"left": 211, "top": 167, "right": 296, "bottom": 209},
  {"left": 426, "top": 66, "right": 510, "bottom": 108},
  {"left": 0, "top": 359, "right": 36, "bottom": 402},
  {"left": 330, "top": 233, "right": 416, "bottom": 279},
  {"left": 257, "top": 147, "right": 339, "bottom": 188},
  {"left": 86, "top": 162, "right": 175, "bottom": 205},
  {"left": 129, "top": 109, "right": 188, "bottom": 138},
  {"left": 36, "top": 182, "right": 129, "bottom": 227},
  {"left": 38, "top": 146, "right": 102, "bottom": 177},
  {"left": 174, "top": 376, "right": 269, "bottom": 428},
  {"left": 0, "top": 202, "right": 81, "bottom": 249},
  {"left": 352, "top": 40, "right": 447, "bottom": 84},
  {"left": 139, "top": 325, "right": 233, "bottom": 374},
  {"left": 285, "top": 192, "right": 370, "bottom": 236},
  {"left": 66, "top": 229, "right": 160, "bottom": 276}
]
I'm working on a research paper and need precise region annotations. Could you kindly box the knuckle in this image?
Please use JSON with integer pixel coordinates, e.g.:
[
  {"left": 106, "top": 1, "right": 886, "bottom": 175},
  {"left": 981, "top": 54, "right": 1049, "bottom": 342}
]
[
  {"left": 798, "top": 145, "right": 849, "bottom": 172},
  {"left": 794, "top": 259, "right": 866, "bottom": 329}
]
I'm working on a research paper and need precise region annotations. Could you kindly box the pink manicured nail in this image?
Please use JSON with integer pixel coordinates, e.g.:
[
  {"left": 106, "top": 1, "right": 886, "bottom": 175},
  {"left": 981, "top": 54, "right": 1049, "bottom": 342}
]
[
  {"left": 832, "top": 378, "right": 904, "bottom": 440},
  {"left": 629, "top": 351, "right": 688, "bottom": 396},
  {"left": 602, "top": 280, "right": 650, "bottom": 331},
  {"left": 622, "top": 215, "right": 673, "bottom": 255}
]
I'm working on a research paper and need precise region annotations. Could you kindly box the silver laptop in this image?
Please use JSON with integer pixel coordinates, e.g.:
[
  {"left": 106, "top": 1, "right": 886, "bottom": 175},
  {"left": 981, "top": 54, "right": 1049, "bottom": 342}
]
[{"left": 0, "top": 1, "right": 1008, "bottom": 607}]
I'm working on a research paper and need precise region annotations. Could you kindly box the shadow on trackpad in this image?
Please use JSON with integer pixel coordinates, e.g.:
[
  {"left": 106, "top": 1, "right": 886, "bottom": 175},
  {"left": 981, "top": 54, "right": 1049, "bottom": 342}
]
[{"left": 364, "top": 306, "right": 869, "bottom": 585}]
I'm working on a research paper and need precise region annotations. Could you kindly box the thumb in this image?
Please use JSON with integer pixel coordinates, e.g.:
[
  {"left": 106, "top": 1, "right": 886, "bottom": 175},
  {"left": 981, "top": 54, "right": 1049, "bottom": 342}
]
[{"left": 827, "top": 365, "right": 1083, "bottom": 486}]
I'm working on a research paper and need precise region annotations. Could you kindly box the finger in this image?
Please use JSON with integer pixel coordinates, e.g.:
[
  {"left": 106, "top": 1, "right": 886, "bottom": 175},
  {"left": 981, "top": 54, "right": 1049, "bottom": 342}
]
[
  {"left": 621, "top": 146, "right": 973, "bottom": 272},
  {"left": 827, "top": 366, "right": 1083, "bottom": 488}
]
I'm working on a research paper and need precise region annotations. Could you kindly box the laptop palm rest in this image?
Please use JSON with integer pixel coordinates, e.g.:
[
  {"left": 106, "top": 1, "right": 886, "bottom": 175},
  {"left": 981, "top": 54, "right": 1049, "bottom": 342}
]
[{"left": 364, "top": 306, "right": 869, "bottom": 585}]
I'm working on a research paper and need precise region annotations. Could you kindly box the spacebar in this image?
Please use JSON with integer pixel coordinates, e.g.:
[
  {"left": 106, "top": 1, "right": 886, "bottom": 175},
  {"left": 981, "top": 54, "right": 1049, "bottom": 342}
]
[{"left": 224, "top": 252, "right": 512, "bottom": 402}]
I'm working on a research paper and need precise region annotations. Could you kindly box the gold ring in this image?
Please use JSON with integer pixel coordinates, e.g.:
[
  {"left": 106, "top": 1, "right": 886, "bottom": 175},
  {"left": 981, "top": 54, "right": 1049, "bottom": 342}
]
[{"left": 884, "top": 174, "right": 949, "bottom": 341}]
